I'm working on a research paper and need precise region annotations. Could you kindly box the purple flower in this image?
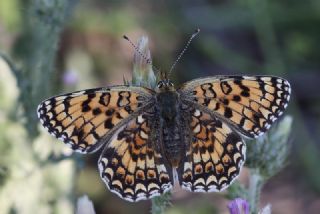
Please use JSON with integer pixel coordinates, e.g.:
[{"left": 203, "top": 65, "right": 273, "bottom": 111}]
[
  {"left": 76, "top": 195, "right": 96, "bottom": 214},
  {"left": 228, "top": 198, "right": 250, "bottom": 214},
  {"left": 63, "top": 69, "right": 78, "bottom": 85}
]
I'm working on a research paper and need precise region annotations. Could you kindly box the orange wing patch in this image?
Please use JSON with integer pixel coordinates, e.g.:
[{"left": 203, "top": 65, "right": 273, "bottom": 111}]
[
  {"left": 179, "top": 76, "right": 291, "bottom": 138},
  {"left": 98, "top": 112, "right": 173, "bottom": 202},
  {"left": 178, "top": 108, "right": 246, "bottom": 192},
  {"left": 37, "top": 87, "right": 152, "bottom": 153}
]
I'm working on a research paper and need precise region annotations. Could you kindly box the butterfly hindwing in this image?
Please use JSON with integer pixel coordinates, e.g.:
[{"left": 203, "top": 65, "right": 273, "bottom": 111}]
[
  {"left": 98, "top": 110, "right": 173, "bottom": 202},
  {"left": 178, "top": 108, "right": 246, "bottom": 192},
  {"left": 37, "top": 86, "right": 154, "bottom": 153},
  {"left": 179, "top": 76, "right": 291, "bottom": 138}
]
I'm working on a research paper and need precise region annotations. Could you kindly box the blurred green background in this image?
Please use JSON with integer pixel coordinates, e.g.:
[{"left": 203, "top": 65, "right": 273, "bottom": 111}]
[{"left": 0, "top": 0, "right": 320, "bottom": 213}]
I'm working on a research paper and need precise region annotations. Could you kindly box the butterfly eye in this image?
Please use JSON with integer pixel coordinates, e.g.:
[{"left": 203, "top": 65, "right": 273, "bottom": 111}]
[
  {"left": 168, "top": 81, "right": 174, "bottom": 87},
  {"left": 157, "top": 81, "right": 164, "bottom": 88}
]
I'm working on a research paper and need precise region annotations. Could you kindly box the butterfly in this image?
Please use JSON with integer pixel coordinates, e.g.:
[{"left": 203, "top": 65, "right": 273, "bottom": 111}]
[{"left": 37, "top": 74, "right": 291, "bottom": 202}]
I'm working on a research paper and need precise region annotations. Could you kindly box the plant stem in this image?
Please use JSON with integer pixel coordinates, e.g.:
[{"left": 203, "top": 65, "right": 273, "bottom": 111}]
[
  {"left": 248, "top": 168, "right": 264, "bottom": 214},
  {"left": 151, "top": 192, "right": 172, "bottom": 214},
  {"left": 13, "top": 0, "right": 77, "bottom": 138}
]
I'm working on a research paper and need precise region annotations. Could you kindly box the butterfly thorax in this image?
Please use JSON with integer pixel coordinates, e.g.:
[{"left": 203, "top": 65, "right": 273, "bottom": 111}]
[{"left": 156, "top": 80, "right": 185, "bottom": 168}]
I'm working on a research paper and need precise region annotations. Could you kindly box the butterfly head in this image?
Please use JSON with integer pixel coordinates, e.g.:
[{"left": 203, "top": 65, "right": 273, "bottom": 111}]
[
  {"left": 157, "top": 79, "right": 174, "bottom": 91},
  {"left": 156, "top": 71, "right": 175, "bottom": 91}
]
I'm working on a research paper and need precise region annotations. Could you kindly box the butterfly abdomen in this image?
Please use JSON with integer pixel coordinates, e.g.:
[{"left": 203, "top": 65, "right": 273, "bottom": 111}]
[{"left": 162, "top": 121, "right": 185, "bottom": 167}]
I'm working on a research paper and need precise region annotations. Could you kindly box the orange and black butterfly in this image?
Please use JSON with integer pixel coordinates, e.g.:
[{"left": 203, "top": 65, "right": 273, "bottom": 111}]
[{"left": 37, "top": 73, "right": 290, "bottom": 202}]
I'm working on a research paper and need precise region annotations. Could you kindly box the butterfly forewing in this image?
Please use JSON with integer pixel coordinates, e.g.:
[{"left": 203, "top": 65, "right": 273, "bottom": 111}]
[
  {"left": 98, "top": 110, "right": 173, "bottom": 202},
  {"left": 178, "top": 107, "right": 246, "bottom": 192},
  {"left": 179, "top": 76, "right": 291, "bottom": 138},
  {"left": 37, "top": 86, "right": 154, "bottom": 153}
]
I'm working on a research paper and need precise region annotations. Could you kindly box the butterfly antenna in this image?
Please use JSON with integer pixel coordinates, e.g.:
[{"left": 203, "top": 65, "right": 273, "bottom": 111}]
[
  {"left": 123, "top": 35, "right": 162, "bottom": 77},
  {"left": 123, "top": 35, "right": 152, "bottom": 65},
  {"left": 168, "top": 28, "right": 200, "bottom": 77}
]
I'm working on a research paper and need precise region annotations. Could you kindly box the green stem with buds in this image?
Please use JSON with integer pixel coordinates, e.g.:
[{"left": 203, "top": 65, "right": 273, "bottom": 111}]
[{"left": 127, "top": 35, "right": 171, "bottom": 214}]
